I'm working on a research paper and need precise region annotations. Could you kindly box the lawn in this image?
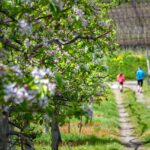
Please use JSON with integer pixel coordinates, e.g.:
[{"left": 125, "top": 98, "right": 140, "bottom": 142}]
[{"left": 33, "top": 90, "right": 125, "bottom": 150}]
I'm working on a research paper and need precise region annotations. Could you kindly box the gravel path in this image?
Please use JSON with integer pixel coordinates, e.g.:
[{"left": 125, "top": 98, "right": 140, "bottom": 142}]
[{"left": 110, "top": 81, "right": 147, "bottom": 150}]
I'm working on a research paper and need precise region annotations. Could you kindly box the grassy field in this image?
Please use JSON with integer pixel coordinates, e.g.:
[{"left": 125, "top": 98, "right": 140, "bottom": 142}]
[
  {"left": 143, "top": 80, "right": 150, "bottom": 98},
  {"left": 122, "top": 84, "right": 150, "bottom": 148},
  {"left": 107, "top": 50, "right": 147, "bottom": 80},
  {"left": 34, "top": 90, "right": 125, "bottom": 150}
]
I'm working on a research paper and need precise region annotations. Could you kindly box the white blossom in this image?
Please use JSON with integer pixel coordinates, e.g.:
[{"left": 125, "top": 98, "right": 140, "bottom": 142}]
[
  {"left": 53, "top": 58, "right": 58, "bottom": 63},
  {"left": 84, "top": 46, "right": 88, "bottom": 52},
  {"left": 19, "top": 20, "right": 32, "bottom": 35},
  {"left": 47, "top": 83, "right": 56, "bottom": 92},
  {"left": 3, "top": 66, "right": 56, "bottom": 105},
  {"left": 39, "top": 96, "right": 49, "bottom": 108},
  {"left": 64, "top": 52, "right": 70, "bottom": 56},
  {"left": 74, "top": 7, "right": 84, "bottom": 17},
  {"left": 66, "top": 59, "right": 70, "bottom": 63},
  {"left": 45, "top": 68, "right": 54, "bottom": 77},
  {"left": 31, "top": 67, "right": 54, "bottom": 79},
  {"left": 19, "top": 20, "right": 28, "bottom": 28},
  {"left": 4, "top": 83, "right": 37, "bottom": 104},
  {"left": 4, "top": 95, "right": 11, "bottom": 102},
  {"left": 40, "top": 79, "right": 49, "bottom": 84},
  {"left": 82, "top": 18, "right": 88, "bottom": 27},
  {"left": 75, "top": 64, "right": 80, "bottom": 71},
  {"left": 84, "top": 64, "right": 89, "bottom": 71},
  {"left": 11, "top": 65, "right": 23, "bottom": 76},
  {"left": 24, "top": 38, "right": 30, "bottom": 48},
  {"left": 4, "top": 83, "right": 16, "bottom": 94}
]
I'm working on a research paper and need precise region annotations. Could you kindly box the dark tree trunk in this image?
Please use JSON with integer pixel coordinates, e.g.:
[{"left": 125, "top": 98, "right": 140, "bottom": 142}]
[
  {"left": 51, "top": 111, "right": 61, "bottom": 150},
  {"left": 68, "top": 122, "right": 70, "bottom": 133},
  {"left": 8, "top": 124, "right": 15, "bottom": 150},
  {"left": 146, "top": 48, "right": 150, "bottom": 85},
  {"left": 78, "top": 116, "right": 82, "bottom": 133},
  {"left": 23, "top": 120, "right": 34, "bottom": 150},
  {"left": 0, "top": 111, "right": 9, "bottom": 150}
]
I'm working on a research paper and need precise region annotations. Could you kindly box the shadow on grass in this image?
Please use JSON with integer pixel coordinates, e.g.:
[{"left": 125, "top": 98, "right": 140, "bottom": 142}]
[
  {"left": 61, "top": 134, "right": 133, "bottom": 148},
  {"left": 123, "top": 89, "right": 150, "bottom": 148}
]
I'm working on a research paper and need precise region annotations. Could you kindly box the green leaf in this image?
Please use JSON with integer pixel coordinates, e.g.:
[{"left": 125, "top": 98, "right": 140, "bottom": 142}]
[
  {"left": 75, "top": 15, "right": 80, "bottom": 21},
  {"left": 0, "top": 42, "right": 2, "bottom": 48},
  {"left": 55, "top": 73, "right": 63, "bottom": 88},
  {"left": 43, "top": 84, "right": 48, "bottom": 94},
  {"left": 39, "top": 119, "right": 43, "bottom": 125}
]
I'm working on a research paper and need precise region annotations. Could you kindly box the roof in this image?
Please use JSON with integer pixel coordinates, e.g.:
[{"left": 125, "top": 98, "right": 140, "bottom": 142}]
[{"left": 109, "top": 2, "right": 150, "bottom": 47}]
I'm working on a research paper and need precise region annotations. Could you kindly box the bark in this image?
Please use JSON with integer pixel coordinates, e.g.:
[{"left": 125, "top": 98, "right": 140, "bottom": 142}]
[
  {"left": 51, "top": 111, "right": 61, "bottom": 150},
  {"left": 45, "top": 123, "right": 49, "bottom": 133},
  {"left": 78, "top": 116, "right": 83, "bottom": 133},
  {"left": 0, "top": 111, "right": 9, "bottom": 150},
  {"left": 23, "top": 121, "right": 34, "bottom": 150},
  {"left": 146, "top": 48, "right": 150, "bottom": 84},
  {"left": 8, "top": 125, "right": 15, "bottom": 150},
  {"left": 68, "top": 122, "right": 70, "bottom": 133}
]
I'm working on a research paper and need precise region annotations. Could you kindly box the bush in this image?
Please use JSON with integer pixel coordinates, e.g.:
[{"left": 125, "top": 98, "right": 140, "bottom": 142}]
[{"left": 107, "top": 53, "right": 147, "bottom": 80}]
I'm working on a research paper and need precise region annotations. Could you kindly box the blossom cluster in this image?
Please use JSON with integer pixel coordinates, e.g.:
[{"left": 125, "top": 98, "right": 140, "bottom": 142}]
[
  {"left": 74, "top": 7, "right": 88, "bottom": 27},
  {"left": 4, "top": 83, "right": 36, "bottom": 104},
  {"left": 31, "top": 67, "right": 56, "bottom": 93},
  {"left": 31, "top": 67, "right": 56, "bottom": 107},
  {"left": 19, "top": 19, "right": 32, "bottom": 35},
  {"left": 3, "top": 66, "right": 56, "bottom": 108},
  {"left": 11, "top": 65, "right": 23, "bottom": 76}
]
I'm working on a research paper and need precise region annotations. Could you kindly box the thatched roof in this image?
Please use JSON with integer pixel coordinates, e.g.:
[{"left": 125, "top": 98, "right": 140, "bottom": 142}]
[{"left": 109, "top": 2, "right": 150, "bottom": 47}]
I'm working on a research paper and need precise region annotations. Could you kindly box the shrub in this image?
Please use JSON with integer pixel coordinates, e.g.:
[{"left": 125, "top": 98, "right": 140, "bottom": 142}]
[{"left": 107, "top": 53, "right": 147, "bottom": 80}]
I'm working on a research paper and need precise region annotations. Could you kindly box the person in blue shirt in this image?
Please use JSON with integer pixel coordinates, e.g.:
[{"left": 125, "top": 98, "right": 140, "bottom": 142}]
[{"left": 136, "top": 66, "right": 145, "bottom": 93}]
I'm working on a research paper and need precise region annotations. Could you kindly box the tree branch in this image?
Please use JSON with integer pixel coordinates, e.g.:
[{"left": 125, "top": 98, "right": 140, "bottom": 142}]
[
  {"left": 8, "top": 131, "right": 35, "bottom": 148},
  {"left": 32, "top": 29, "right": 112, "bottom": 52},
  {"left": 0, "top": 20, "right": 12, "bottom": 26},
  {"left": 8, "top": 131, "right": 36, "bottom": 139},
  {"left": 0, "top": 10, "right": 17, "bottom": 22},
  {"left": 35, "top": 14, "right": 53, "bottom": 21},
  {"left": 0, "top": 37, "right": 21, "bottom": 51},
  {"left": 96, "top": 29, "right": 112, "bottom": 39},
  {"left": 8, "top": 121, "right": 24, "bottom": 130}
]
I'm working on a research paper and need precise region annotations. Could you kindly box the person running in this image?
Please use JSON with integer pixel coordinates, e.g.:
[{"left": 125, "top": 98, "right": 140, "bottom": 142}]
[
  {"left": 117, "top": 73, "right": 125, "bottom": 92},
  {"left": 136, "top": 66, "right": 145, "bottom": 93}
]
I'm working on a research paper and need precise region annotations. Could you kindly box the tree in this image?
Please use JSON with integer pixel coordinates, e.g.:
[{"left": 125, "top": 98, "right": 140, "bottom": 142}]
[{"left": 0, "top": 0, "right": 116, "bottom": 149}]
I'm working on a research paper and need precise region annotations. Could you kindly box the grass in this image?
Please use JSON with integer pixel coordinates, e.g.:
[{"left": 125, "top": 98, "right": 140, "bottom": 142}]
[
  {"left": 107, "top": 50, "right": 147, "bottom": 80},
  {"left": 33, "top": 90, "right": 125, "bottom": 150},
  {"left": 143, "top": 80, "right": 150, "bottom": 98},
  {"left": 122, "top": 87, "right": 150, "bottom": 147}
]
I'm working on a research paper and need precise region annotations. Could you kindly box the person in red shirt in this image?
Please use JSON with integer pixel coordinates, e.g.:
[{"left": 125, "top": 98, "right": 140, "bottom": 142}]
[{"left": 117, "top": 73, "right": 125, "bottom": 92}]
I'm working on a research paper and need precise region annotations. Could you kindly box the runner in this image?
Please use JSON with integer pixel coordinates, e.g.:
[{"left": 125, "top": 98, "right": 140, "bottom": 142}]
[
  {"left": 117, "top": 73, "right": 125, "bottom": 92},
  {"left": 136, "top": 66, "right": 145, "bottom": 93}
]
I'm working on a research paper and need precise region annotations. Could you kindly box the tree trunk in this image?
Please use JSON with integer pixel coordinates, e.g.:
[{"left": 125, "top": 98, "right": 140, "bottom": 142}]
[
  {"left": 51, "top": 111, "right": 61, "bottom": 150},
  {"left": 146, "top": 48, "right": 150, "bottom": 85},
  {"left": 8, "top": 124, "right": 15, "bottom": 150},
  {"left": 0, "top": 111, "right": 8, "bottom": 150},
  {"left": 78, "top": 116, "right": 82, "bottom": 133},
  {"left": 23, "top": 120, "right": 34, "bottom": 150},
  {"left": 68, "top": 122, "right": 70, "bottom": 133}
]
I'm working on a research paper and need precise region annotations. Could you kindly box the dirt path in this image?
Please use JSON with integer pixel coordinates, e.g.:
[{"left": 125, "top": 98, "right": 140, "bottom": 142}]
[{"left": 110, "top": 82, "right": 146, "bottom": 150}]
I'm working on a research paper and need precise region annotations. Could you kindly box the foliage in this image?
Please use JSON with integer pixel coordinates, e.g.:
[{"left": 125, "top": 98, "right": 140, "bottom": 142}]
[
  {"left": 107, "top": 51, "right": 147, "bottom": 80},
  {"left": 0, "top": 0, "right": 117, "bottom": 149},
  {"left": 33, "top": 89, "right": 123, "bottom": 149},
  {"left": 93, "top": 90, "right": 119, "bottom": 131},
  {"left": 143, "top": 80, "right": 150, "bottom": 98}
]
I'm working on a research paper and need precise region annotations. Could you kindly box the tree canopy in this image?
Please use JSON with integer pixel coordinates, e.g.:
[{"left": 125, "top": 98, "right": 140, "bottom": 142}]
[{"left": 0, "top": 0, "right": 116, "bottom": 149}]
